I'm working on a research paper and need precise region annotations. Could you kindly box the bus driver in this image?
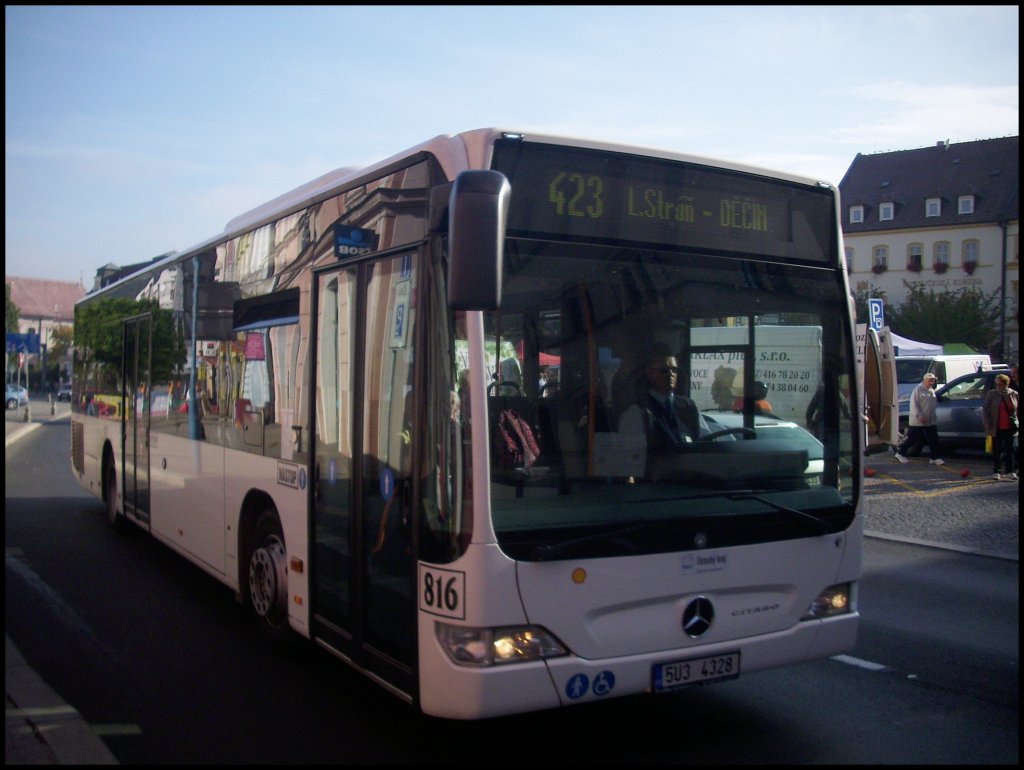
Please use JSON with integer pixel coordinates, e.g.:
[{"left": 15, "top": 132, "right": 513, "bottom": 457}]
[{"left": 619, "top": 343, "right": 712, "bottom": 478}]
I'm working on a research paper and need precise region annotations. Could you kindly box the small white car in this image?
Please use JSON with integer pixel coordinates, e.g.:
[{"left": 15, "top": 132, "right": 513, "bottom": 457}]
[{"left": 6, "top": 384, "right": 29, "bottom": 410}]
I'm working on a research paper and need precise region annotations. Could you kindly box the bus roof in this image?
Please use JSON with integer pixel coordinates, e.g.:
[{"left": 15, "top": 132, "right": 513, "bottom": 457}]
[{"left": 79, "top": 128, "right": 837, "bottom": 303}]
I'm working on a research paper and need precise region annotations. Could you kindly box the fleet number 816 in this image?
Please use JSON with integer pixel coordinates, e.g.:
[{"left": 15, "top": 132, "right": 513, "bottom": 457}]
[{"left": 418, "top": 565, "right": 466, "bottom": 619}]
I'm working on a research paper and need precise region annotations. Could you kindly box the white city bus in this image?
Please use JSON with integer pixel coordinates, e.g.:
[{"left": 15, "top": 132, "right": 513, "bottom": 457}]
[{"left": 71, "top": 129, "right": 865, "bottom": 719}]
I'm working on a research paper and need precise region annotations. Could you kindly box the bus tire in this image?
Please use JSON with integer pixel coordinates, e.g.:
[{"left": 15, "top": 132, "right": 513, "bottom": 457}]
[
  {"left": 245, "top": 509, "right": 290, "bottom": 642},
  {"left": 104, "top": 452, "right": 126, "bottom": 532}
]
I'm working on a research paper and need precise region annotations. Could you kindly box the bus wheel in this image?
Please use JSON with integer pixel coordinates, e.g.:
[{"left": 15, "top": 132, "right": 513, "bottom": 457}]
[
  {"left": 246, "top": 510, "right": 289, "bottom": 640},
  {"left": 104, "top": 456, "right": 126, "bottom": 531}
]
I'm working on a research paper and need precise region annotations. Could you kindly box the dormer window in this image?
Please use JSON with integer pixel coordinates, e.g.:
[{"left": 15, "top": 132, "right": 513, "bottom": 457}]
[
  {"left": 926, "top": 198, "right": 942, "bottom": 217},
  {"left": 879, "top": 202, "right": 894, "bottom": 221},
  {"left": 850, "top": 205, "right": 864, "bottom": 224},
  {"left": 958, "top": 195, "right": 975, "bottom": 214}
]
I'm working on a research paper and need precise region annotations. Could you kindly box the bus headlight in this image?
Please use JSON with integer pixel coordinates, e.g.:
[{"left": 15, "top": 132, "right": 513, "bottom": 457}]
[
  {"left": 801, "top": 583, "right": 853, "bottom": 620},
  {"left": 436, "top": 622, "right": 568, "bottom": 666}
]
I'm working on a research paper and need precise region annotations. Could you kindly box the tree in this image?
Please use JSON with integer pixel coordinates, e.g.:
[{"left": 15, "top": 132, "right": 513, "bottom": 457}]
[
  {"left": 75, "top": 297, "right": 187, "bottom": 385},
  {"left": 888, "top": 281, "right": 1000, "bottom": 351},
  {"left": 5, "top": 283, "right": 19, "bottom": 333},
  {"left": 49, "top": 324, "right": 74, "bottom": 360},
  {"left": 6, "top": 283, "right": 22, "bottom": 377}
]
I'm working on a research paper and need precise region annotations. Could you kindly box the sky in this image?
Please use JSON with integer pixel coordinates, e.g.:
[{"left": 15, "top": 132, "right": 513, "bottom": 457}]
[{"left": 5, "top": 5, "right": 1019, "bottom": 285}]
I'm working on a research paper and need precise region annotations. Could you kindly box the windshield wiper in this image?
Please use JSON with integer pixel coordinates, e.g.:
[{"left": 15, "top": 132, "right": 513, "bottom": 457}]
[
  {"left": 530, "top": 521, "right": 650, "bottom": 561},
  {"left": 727, "top": 492, "right": 830, "bottom": 535}
]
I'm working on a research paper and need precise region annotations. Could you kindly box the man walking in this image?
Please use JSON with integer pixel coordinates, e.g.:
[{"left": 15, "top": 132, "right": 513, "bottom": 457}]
[{"left": 893, "top": 372, "right": 944, "bottom": 465}]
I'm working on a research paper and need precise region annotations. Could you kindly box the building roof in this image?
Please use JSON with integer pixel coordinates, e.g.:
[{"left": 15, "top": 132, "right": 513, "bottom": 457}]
[
  {"left": 839, "top": 136, "right": 1019, "bottom": 233},
  {"left": 5, "top": 277, "right": 86, "bottom": 323}
]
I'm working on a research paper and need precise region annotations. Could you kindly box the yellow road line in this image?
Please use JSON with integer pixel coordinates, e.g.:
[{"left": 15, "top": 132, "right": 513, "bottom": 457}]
[{"left": 863, "top": 463, "right": 1003, "bottom": 497}]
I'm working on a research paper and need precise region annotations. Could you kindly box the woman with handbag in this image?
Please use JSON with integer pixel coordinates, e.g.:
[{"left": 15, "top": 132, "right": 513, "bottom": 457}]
[{"left": 983, "top": 373, "right": 1019, "bottom": 481}]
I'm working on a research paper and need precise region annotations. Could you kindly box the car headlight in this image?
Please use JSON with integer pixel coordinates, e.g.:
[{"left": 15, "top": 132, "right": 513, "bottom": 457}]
[
  {"left": 436, "top": 622, "right": 568, "bottom": 666},
  {"left": 801, "top": 583, "right": 853, "bottom": 620}
]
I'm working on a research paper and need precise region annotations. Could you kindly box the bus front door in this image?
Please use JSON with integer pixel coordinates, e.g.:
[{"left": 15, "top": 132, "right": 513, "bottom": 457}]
[
  {"left": 122, "top": 315, "right": 152, "bottom": 526},
  {"left": 311, "top": 256, "right": 416, "bottom": 697}
]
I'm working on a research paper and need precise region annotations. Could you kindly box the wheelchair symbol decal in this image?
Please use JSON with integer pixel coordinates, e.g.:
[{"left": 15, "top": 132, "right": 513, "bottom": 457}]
[{"left": 565, "top": 671, "right": 615, "bottom": 700}]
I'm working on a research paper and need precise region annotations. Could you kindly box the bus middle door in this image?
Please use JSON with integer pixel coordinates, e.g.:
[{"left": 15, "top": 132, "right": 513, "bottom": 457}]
[{"left": 122, "top": 314, "right": 152, "bottom": 526}]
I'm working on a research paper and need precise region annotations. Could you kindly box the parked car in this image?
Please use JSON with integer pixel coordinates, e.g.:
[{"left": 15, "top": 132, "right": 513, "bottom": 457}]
[
  {"left": 6, "top": 384, "right": 29, "bottom": 410},
  {"left": 907, "top": 368, "right": 1014, "bottom": 454},
  {"left": 700, "top": 410, "right": 825, "bottom": 487},
  {"left": 56, "top": 384, "right": 73, "bottom": 402}
]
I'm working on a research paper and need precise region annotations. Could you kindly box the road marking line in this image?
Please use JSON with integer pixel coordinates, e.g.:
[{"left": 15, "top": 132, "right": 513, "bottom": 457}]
[
  {"left": 6, "top": 705, "right": 78, "bottom": 718},
  {"left": 831, "top": 654, "right": 888, "bottom": 671},
  {"left": 92, "top": 723, "right": 143, "bottom": 736}
]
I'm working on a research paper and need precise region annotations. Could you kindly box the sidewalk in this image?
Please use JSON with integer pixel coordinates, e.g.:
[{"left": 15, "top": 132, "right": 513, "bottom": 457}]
[{"left": 6, "top": 401, "right": 118, "bottom": 764}]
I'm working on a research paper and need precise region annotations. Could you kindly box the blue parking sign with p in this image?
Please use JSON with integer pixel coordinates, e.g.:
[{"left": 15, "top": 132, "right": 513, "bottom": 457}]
[{"left": 868, "top": 299, "right": 884, "bottom": 331}]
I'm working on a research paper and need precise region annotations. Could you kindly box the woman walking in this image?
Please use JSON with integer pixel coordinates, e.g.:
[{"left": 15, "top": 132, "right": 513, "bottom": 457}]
[{"left": 983, "top": 373, "right": 1018, "bottom": 481}]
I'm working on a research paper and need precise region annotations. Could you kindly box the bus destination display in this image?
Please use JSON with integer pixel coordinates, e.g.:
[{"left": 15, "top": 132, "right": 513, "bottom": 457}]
[{"left": 492, "top": 139, "right": 835, "bottom": 263}]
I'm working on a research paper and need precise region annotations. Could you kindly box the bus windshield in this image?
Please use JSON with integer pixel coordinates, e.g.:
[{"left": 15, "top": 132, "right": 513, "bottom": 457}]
[{"left": 469, "top": 241, "right": 856, "bottom": 561}]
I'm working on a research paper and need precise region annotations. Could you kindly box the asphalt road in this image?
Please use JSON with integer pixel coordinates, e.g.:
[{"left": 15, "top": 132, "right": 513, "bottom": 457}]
[{"left": 5, "top": 400, "right": 1019, "bottom": 763}]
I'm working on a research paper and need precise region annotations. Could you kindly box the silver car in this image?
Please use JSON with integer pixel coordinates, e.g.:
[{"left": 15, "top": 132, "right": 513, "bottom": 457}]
[{"left": 6, "top": 384, "right": 29, "bottom": 410}]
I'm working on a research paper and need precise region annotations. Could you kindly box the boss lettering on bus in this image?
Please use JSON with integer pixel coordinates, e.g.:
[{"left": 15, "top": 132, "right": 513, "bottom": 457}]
[{"left": 334, "top": 224, "right": 378, "bottom": 258}]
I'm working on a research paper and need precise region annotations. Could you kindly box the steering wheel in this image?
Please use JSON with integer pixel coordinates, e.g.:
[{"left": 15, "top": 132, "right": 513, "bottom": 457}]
[
  {"left": 487, "top": 381, "right": 523, "bottom": 395},
  {"left": 700, "top": 427, "right": 756, "bottom": 442}
]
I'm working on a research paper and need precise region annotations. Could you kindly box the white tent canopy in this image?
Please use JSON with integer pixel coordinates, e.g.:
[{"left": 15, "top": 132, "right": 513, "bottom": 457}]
[{"left": 888, "top": 332, "right": 942, "bottom": 357}]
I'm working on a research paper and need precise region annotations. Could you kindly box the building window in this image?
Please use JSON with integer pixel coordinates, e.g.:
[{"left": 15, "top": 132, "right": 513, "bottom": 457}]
[
  {"left": 844, "top": 246, "right": 854, "bottom": 273},
  {"left": 872, "top": 245, "right": 888, "bottom": 274},
  {"left": 850, "top": 206, "right": 864, "bottom": 224},
  {"left": 958, "top": 195, "right": 975, "bottom": 214},
  {"left": 907, "top": 243, "right": 923, "bottom": 272},
  {"left": 879, "top": 202, "right": 894, "bottom": 221},
  {"left": 933, "top": 241, "right": 950, "bottom": 274},
  {"left": 962, "top": 240, "right": 979, "bottom": 274},
  {"left": 926, "top": 198, "right": 942, "bottom": 217}
]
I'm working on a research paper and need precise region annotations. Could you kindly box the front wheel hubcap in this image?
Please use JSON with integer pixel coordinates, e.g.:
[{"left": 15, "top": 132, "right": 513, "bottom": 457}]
[{"left": 249, "top": 539, "right": 287, "bottom": 619}]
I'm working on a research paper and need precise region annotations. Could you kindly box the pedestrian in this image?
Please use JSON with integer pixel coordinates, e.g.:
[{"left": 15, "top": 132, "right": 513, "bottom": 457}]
[
  {"left": 806, "top": 382, "right": 851, "bottom": 439},
  {"left": 732, "top": 380, "right": 773, "bottom": 414},
  {"left": 893, "top": 372, "right": 944, "bottom": 465},
  {"left": 983, "top": 373, "right": 1018, "bottom": 481}
]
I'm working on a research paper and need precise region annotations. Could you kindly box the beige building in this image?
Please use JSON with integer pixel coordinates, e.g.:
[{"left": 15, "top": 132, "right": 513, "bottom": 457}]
[
  {"left": 6, "top": 276, "right": 86, "bottom": 388},
  {"left": 839, "top": 136, "right": 1019, "bottom": 362}
]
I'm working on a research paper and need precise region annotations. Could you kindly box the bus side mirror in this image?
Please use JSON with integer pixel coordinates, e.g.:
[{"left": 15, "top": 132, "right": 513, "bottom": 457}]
[{"left": 447, "top": 170, "right": 509, "bottom": 310}]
